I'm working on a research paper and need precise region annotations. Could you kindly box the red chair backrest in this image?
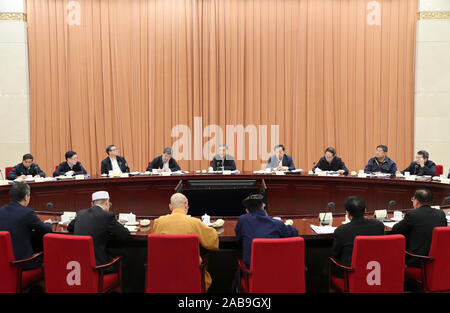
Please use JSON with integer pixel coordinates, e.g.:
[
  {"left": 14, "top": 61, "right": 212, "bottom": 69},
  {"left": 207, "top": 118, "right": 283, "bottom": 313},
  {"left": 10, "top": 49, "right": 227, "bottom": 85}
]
[
  {"left": 435, "top": 165, "right": 443, "bottom": 177},
  {"left": 425, "top": 227, "right": 450, "bottom": 291},
  {"left": 0, "top": 232, "right": 19, "bottom": 293},
  {"left": 44, "top": 233, "right": 99, "bottom": 293},
  {"left": 348, "top": 235, "right": 405, "bottom": 293},
  {"left": 5, "top": 167, "right": 14, "bottom": 178},
  {"left": 250, "top": 237, "right": 305, "bottom": 293},
  {"left": 146, "top": 234, "right": 202, "bottom": 293}
]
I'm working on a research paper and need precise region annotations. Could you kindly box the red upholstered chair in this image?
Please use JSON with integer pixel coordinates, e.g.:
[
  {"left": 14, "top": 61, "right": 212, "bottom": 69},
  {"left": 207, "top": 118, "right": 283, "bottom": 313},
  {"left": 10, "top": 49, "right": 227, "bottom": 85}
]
[
  {"left": 43, "top": 233, "right": 122, "bottom": 293},
  {"left": 435, "top": 165, "right": 444, "bottom": 177},
  {"left": 5, "top": 167, "right": 14, "bottom": 179},
  {"left": 238, "top": 237, "right": 306, "bottom": 293},
  {"left": 0, "top": 231, "right": 44, "bottom": 293},
  {"left": 146, "top": 234, "right": 206, "bottom": 293},
  {"left": 329, "top": 235, "right": 405, "bottom": 293},
  {"left": 405, "top": 227, "right": 450, "bottom": 292}
]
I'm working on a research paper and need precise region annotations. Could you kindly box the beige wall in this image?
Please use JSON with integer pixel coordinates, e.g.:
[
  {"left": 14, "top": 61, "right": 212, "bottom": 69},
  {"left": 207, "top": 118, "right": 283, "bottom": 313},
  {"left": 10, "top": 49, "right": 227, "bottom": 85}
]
[
  {"left": 415, "top": 0, "right": 450, "bottom": 176},
  {"left": 0, "top": 0, "right": 30, "bottom": 177}
]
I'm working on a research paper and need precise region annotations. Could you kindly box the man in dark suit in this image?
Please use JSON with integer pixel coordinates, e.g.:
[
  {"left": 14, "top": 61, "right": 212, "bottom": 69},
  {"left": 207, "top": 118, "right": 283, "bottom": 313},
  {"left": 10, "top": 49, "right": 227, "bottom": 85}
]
[
  {"left": 100, "top": 145, "right": 130, "bottom": 175},
  {"left": 401, "top": 150, "right": 436, "bottom": 177},
  {"left": 0, "top": 182, "right": 53, "bottom": 269},
  {"left": 391, "top": 188, "right": 447, "bottom": 267},
  {"left": 364, "top": 145, "right": 397, "bottom": 174},
  {"left": 7, "top": 153, "right": 46, "bottom": 180},
  {"left": 313, "top": 147, "right": 349, "bottom": 174},
  {"left": 146, "top": 147, "right": 181, "bottom": 173},
  {"left": 331, "top": 196, "right": 385, "bottom": 277},
  {"left": 211, "top": 144, "right": 237, "bottom": 171},
  {"left": 233, "top": 194, "right": 298, "bottom": 291},
  {"left": 67, "top": 191, "right": 130, "bottom": 273},
  {"left": 53, "top": 150, "right": 88, "bottom": 177},
  {"left": 266, "top": 144, "right": 295, "bottom": 171}
]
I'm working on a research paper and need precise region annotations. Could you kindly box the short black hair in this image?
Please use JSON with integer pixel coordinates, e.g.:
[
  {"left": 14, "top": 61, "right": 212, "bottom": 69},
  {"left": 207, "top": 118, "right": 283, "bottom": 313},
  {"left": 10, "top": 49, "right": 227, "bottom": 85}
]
[
  {"left": 377, "top": 145, "right": 388, "bottom": 153},
  {"left": 106, "top": 145, "right": 116, "bottom": 154},
  {"left": 65, "top": 151, "right": 77, "bottom": 160},
  {"left": 414, "top": 188, "right": 433, "bottom": 205},
  {"left": 22, "top": 153, "right": 33, "bottom": 161},
  {"left": 242, "top": 194, "right": 264, "bottom": 213},
  {"left": 274, "top": 144, "right": 285, "bottom": 151},
  {"left": 163, "top": 147, "right": 173, "bottom": 155},
  {"left": 325, "top": 147, "right": 336, "bottom": 156},
  {"left": 417, "top": 150, "right": 429, "bottom": 160},
  {"left": 9, "top": 182, "right": 30, "bottom": 203},
  {"left": 344, "top": 196, "right": 366, "bottom": 217}
]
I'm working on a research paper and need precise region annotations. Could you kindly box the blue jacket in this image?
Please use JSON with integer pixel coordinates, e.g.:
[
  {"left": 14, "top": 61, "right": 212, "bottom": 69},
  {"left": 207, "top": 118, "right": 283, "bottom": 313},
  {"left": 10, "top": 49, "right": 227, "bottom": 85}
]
[
  {"left": 313, "top": 156, "right": 349, "bottom": 174},
  {"left": 364, "top": 156, "right": 397, "bottom": 174},
  {"left": 266, "top": 154, "right": 296, "bottom": 171},
  {"left": 7, "top": 163, "right": 46, "bottom": 180},
  {"left": 0, "top": 202, "right": 52, "bottom": 269},
  {"left": 402, "top": 160, "right": 436, "bottom": 177},
  {"left": 235, "top": 209, "right": 299, "bottom": 268}
]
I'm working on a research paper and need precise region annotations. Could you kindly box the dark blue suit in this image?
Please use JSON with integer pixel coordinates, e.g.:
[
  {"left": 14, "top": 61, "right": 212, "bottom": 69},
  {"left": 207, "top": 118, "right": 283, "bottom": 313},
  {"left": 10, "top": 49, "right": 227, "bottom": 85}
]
[
  {"left": 364, "top": 156, "right": 397, "bottom": 174},
  {"left": 0, "top": 202, "right": 52, "bottom": 269},
  {"left": 266, "top": 154, "right": 296, "bottom": 171},
  {"left": 146, "top": 156, "right": 181, "bottom": 172},
  {"left": 235, "top": 209, "right": 299, "bottom": 268},
  {"left": 402, "top": 160, "right": 436, "bottom": 177},
  {"left": 7, "top": 163, "right": 46, "bottom": 180},
  {"left": 100, "top": 156, "right": 130, "bottom": 174}
]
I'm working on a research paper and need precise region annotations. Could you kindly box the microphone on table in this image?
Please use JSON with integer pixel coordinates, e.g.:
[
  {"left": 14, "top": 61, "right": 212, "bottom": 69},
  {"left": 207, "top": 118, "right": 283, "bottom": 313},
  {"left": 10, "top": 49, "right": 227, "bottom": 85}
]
[
  {"left": 440, "top": 196, "right": 450, "bottom": 207},
  {"left": 413, "top": 164, "right": 419, "bottom": 175},
  {"left": 319, "top": 202, "right": 335, "bottom": 225}
]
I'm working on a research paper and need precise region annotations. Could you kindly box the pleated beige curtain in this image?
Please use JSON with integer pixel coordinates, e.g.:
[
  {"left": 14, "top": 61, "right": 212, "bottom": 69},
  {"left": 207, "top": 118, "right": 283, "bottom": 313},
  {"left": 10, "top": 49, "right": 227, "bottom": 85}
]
[{"left": 26, "top": 0, "right": 417, "bottom": 176}]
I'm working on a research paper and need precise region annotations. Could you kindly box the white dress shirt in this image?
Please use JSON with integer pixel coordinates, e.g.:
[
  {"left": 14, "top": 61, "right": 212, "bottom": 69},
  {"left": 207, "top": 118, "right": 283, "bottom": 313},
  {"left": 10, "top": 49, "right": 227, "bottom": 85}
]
[{"left": 110, "top": 157, "right": 122, "bottom": 173}]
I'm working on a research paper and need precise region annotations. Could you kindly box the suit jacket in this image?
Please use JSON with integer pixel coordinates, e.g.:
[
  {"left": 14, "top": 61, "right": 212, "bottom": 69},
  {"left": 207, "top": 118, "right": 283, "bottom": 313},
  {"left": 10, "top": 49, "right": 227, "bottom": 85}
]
[
  {"left": 266, "top": 154, "right": 296, "bottom": 170},
  {"left": 391, "top": 205, "right": 447, "bottom": 267},
  {"left": 211, "top": 154, "right": 236, "bottom": 171},
  {"left": 146, "top": 155, "right": 181, "bottom": 172},
  {"left": 331, "top": 216, "right": 385, "bottom": 277},
  {"left": 53, "top": 161, "right": 88, "bottom": 177},
  {"left": 100, "top": 156, "right": 130, "bottom": 174},
  {"left": 67, "top": 206, "right": 130, "bottom": 271},
  {"left": 402, "top": 160, "right": 436, "bottom": 177},
  {"left": 313, "top": 156, "right": 349, "bottom": 174},
  {"left": 364, "top": 156, "right": 397, "bottom": 174},
  {"left": 235, "top": 209, "right": 299, "bottom": 269},
  {"left": 7, "top": 163, "right": 46, "bottom": 180},
  {"left": 0, "top": 202, "right": 52, "bottom": 269}
]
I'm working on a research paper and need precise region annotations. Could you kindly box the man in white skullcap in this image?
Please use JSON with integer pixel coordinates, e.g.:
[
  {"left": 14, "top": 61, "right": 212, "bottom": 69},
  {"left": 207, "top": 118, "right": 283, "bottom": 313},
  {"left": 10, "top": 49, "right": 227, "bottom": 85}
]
[{"left": 67, "top": 191, "right": 130, "bottom": 276}]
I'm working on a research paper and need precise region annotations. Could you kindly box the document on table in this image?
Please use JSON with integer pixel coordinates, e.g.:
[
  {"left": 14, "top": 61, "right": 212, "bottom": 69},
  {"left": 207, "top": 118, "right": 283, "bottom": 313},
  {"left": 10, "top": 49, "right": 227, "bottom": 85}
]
[
  {"left": 383, "top": 221, "right": 400, "bottom": 228},
  {"left": 310, "top": 224, "right": 337, "bottom": 234}
]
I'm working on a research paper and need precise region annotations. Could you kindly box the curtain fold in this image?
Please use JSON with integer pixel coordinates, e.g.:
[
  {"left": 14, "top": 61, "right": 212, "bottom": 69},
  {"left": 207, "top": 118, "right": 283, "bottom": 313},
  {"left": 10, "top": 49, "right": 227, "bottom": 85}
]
[{"left": 27, "top": 0, "right": 417, "bottom": 176}]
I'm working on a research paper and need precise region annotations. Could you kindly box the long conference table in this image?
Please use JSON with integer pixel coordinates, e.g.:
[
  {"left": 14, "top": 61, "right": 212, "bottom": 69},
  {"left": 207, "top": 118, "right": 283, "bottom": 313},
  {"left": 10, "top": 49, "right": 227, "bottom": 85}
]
[
  {"left": 1, "top": 172, "right": 450, "bottom": 292},
  {"left": 1, "top": 172, "right": 449, "bottom": 218}
]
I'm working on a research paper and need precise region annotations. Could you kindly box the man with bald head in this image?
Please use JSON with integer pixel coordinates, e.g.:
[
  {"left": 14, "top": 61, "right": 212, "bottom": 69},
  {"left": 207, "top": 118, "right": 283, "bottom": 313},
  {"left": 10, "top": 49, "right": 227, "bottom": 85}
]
[{"left": 152, "top": 193, "right": 219, "bottom": 291}]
